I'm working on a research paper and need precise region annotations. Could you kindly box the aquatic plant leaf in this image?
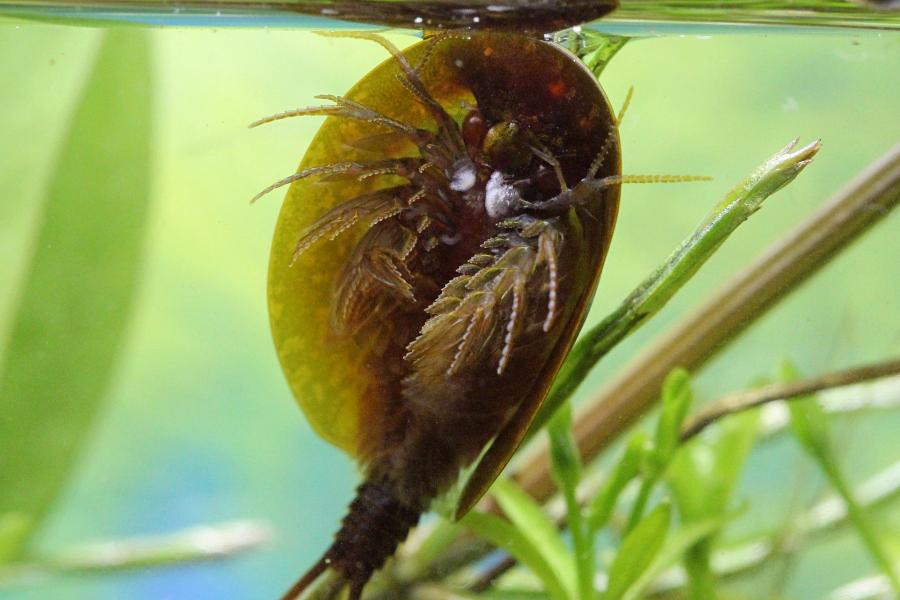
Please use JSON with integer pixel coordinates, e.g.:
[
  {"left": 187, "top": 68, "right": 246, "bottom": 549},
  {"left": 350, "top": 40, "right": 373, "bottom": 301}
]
[
  {"left": 783, "top": 361, "right": 900, "bottom": 593},
  {"left": 783, "top": 362, "right": 832, "bottom": 457},
  {"left": 587, "top": 432, "right": 648, "bottom": 533},
  {"left": 664, "top": 398, "right": 759, "bottom": 598},
  {"left": 547, "top": 402, "right": 595, "bottom": 600},
  {"left": 547, "top": 401, "right": 582, "bottom": 515},
  {"left": 462, "top": 511, "right": 571, "bottom": 600},
  {"left": 621, "top": 511, "right": 737, "bottom": 600},
  {"left": 604, "top": 501, "right": 671, "bottom": 600},
  {"left": 650, "top": 368, "right": 692, "bottom": 473},
  {"left": 667, "top": 408, "right": 759, "bottom": 523},
  {"left": 489, "top": 478, "right": 576, "bottom": 599},
  {"left": 0, "top": 29, "right": 153, "bottom": 560}
]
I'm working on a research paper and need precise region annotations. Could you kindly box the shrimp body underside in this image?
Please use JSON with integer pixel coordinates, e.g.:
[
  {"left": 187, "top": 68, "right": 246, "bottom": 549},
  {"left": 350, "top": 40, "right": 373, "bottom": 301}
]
[{"left": 264, "top": 32, "right": 621, "bottom": 599}]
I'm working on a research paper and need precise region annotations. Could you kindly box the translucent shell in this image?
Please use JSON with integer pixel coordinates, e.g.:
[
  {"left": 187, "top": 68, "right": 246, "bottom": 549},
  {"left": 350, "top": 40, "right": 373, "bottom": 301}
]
[{"left": 266, "top": 32, "right": 621, "bottom": 512}]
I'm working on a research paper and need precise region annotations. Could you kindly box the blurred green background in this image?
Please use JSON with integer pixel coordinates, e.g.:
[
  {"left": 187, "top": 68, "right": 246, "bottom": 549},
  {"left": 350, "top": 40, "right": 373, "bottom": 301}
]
[{"left": 0, "top": 21, "right": 898, "bottom": 599}]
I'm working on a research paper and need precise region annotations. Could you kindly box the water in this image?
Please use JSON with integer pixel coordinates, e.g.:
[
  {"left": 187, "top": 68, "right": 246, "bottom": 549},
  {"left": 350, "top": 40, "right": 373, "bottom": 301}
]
[
  {"left": 1, "top": 5, "right": 899, "bottom": 600},
  {"left": 1, "top": 0, "right": 899, "bottom": 31}
]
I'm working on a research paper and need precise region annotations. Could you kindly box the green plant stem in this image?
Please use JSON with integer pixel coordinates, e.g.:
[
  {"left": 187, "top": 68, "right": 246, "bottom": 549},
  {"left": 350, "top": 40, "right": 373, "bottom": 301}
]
[
  {"left": 814, "top": 450, "right": 900, "bottom": 593},
  {"left": 623, "top": 479, "right": 655, "bottom": 535},
  {"left": 513, "top": 141, "right": 900, "bottom": 504},
  {"left": 683, "top": 541, "right": 715, "bottom": 600},
  {"left": 527, "top": 138, "right": 821, "bottom": 442},
  {"left": 568, "top": 490, "right": 594, "bottom": 600},
  {"left": 549, "top": 411, "right": 595, "bottom": 600}
]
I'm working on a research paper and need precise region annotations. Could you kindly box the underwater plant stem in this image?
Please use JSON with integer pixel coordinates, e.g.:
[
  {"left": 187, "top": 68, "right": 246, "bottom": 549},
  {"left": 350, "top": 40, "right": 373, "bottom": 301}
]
[
  {"left": 514, "top": 141, "right": 900, "bottom": 503},
  {"left": 683, "top": 540, "right": 716, "bottom": 600},
  {"left": 804, "top": 440, "right": 900, "bottom": 594},
  {"left": 623, "top": 479, "right": 655, "bottom": 535},
  {"left": 680, "top": 358, "right": 900, "bottom": 440}
]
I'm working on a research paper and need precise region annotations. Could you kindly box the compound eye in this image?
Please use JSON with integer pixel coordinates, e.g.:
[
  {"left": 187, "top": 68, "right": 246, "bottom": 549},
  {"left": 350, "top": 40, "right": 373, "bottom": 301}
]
[{"left": 482, "top": 120, "right": 532, "bottom": 175}]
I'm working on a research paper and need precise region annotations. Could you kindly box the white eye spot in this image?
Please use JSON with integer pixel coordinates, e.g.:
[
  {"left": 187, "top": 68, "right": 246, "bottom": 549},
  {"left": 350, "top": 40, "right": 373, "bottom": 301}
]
[
  {"left": 450, "top": 160, "right": 477, "bottom": 192},
  {"left": 485, "top": 171, "right": 520, "bottom": 219},
  {"left": 441, "top": 231, "right": 462, "bottom": 246}
]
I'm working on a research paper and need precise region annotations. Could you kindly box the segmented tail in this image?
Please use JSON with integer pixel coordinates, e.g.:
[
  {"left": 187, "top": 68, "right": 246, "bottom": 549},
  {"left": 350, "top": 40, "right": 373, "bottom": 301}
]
[{"left": 280, "top": 481, "right": 420, "bottom": 600}]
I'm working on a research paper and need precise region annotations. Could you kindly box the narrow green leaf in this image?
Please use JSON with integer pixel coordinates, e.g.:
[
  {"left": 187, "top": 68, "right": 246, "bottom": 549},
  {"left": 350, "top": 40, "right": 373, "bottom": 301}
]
[
  {"left": 588, "top": 432, "right": 648, "bottom": 533},
  {"left": 604, "top": 502, "right": 671, "bottom": 600},
  {"left": 548, "top": 402, "right": 594, "bottom": 600},
  {"left": 406, "top": 519, "right": 463, "bottom": 575},
  {"left": 0, "top": 29, "right": 153, "bottom": 559},
  {"left": 783, "top": 362, "right": 900, "bottom": 593},
  {"left": 622, "top": 511, "right": 737, "bottom": 600},
  {"left": 651, "top": 368, "right": 693, "bottom": 473},
  {"left": 667, "top": 409, "right": 759, "bottom": 523},
  {"left": 490, "top": 479, "right": 576, "bottom": 599},
  {"left": 548, "top": 401, "right": 582, "bottom": 499},
  {"left": 783, "top": 361, "right": 831, "bottom": 458},
  {"left": 623, "top": 369, "right": 693, "bottom": 534},
  {"left": 462, "top": 511, "right": 571, "bottom": 600},
  {"left": 665, "top": 404, "right": 758, "bottom": 600}
]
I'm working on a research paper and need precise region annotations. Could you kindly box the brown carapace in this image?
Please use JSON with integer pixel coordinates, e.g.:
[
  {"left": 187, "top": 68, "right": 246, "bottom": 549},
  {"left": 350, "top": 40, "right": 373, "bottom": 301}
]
[{"left": 256, "top": 32, "right": 622, "bottom": 599}]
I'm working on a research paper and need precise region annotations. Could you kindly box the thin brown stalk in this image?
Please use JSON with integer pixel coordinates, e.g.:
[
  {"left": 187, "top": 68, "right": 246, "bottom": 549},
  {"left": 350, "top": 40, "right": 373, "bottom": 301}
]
[{"left": 680, "top": 358, "right": 900, "bottom": 440}]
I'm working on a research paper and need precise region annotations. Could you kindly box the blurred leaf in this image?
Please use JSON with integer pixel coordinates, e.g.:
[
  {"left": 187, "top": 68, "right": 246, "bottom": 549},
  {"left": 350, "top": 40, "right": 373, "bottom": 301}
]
[
  {"left": 406, "top": 518, "right": 463, "bottom": 575},
  {"left": 462, "top": 511, "right": 571, "bottom": 600},
  {"left": 623, "top": 371, "right": 692, "bottom": 535},
  {"left": 588, "top": 432, "right": 648, "bottom": 533},
  {"left": 783, "top": 361, "right": 900, "bottom": 594},
  {"left": 667, "top": 409, "right": 760, "bottom": 523},
  {"left": 548, "top": 401, "right": 582, "bottom": 502},
  {"left": 622, "top": 511, "right": 737, "bottom": 600},
  {"left": 548, "top": 402, "right": 594, "bottom": 600},
  {"left": 651, "top": 368, "right": 693, "bottom": 473},
  {"left": 783, "top": 362, "right": 832, "bottom": 459},
  {"left": 0, "top": 29, "right": 153, "bottom": 560},
  {"left": 490, "top": 479, "right": 576, "bottom": 599},
  {"left": 0, "top": 514, "right": 31, "bottom": 564},
  {"left": 666, "top": 402, "right": 758, "bottom": 599},
  {"left": 604, "top": 501, "right": 671, "bottom": 600}
]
